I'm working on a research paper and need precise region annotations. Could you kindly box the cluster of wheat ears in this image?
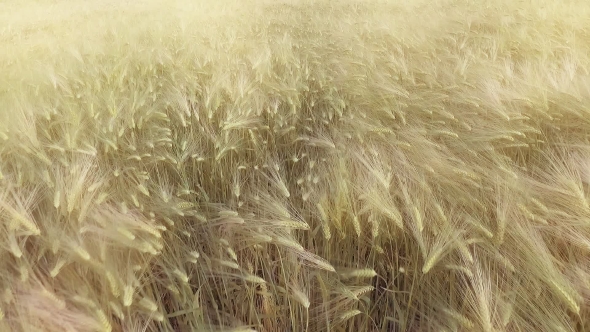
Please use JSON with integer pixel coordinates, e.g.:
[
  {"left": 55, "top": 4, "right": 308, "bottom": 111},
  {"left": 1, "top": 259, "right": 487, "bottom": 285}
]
[{"left": 1, "top": 0, "right": 590, "bottom": 331}]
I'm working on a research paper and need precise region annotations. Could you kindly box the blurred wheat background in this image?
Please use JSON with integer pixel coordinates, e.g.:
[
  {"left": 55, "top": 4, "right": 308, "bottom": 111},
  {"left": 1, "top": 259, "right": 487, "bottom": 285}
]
[{"left": 2, "top": 0, "right": 590, "bottom": 331}]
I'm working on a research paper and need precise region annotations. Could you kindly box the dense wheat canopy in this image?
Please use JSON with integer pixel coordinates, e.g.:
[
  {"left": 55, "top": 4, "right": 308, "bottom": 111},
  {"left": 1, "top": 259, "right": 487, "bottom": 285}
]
[{"left": 2, "top": 0, "right": 590, "bottom": 331}]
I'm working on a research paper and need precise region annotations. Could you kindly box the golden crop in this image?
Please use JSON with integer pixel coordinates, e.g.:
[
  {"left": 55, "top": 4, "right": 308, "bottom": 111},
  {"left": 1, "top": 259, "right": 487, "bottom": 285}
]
[{"left": 1, "top": 0, "right": 590, "bottom": 331}]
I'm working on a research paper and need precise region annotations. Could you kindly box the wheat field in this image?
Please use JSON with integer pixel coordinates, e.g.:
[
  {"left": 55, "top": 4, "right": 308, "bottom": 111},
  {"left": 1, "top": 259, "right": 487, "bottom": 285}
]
[{"left": 1, "top": 0, "right": 590, "bottom": 331}]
